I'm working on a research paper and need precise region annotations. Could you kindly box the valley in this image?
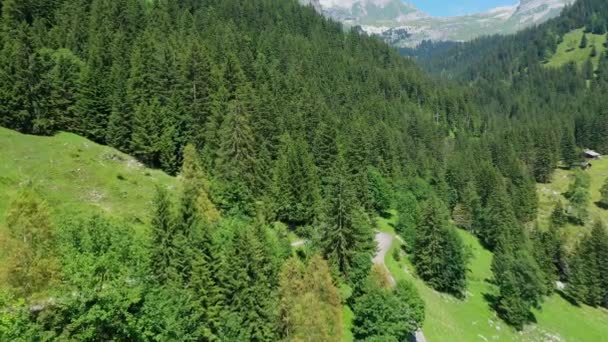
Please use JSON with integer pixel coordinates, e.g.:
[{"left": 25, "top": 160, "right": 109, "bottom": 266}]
[{"left": 1, "top": 0, "right": 608, "bottom": 341}]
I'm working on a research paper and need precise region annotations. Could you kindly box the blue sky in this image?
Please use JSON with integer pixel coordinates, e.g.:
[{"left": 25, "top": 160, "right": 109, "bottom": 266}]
[{"left": 410, "top": 0, "right": 518, "bottom": 17}]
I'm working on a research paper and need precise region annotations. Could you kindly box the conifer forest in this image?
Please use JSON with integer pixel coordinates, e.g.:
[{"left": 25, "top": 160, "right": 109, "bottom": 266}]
[{"left": 1, "top": 0, "right": 608, "bottom": 341}]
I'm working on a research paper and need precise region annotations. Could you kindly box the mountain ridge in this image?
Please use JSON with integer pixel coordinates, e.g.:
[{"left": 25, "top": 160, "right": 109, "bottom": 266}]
[{"left": 301, "top": 0, "right": 573, "bottom": 46}]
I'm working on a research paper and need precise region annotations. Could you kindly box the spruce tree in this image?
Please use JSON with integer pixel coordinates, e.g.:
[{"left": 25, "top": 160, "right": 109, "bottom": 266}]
[
  {"left": 222, "top": 226, "right": 279, "bottom": 341},
  {"left": 75, "top": 65, "right": 111, "bottom": 141},
  {"left": 178, "top": 38, "right": 212, "bottom": 146},
  {"left": 353, "top": 268, "right": 424, "bottom": 341},
  {"left": 550, "top": 201, "right": 568, "bottom": 227},
  {"left": 531, "top": 225, "right": 562, "bottom": 293},
  {"left": 278, "top": 255, "right": 343, "bottom": 341},
  {"left": 599, "top": 177, "right": 608, "bottom": 209},
  {"left": 1, "top": 189, "right": 59, "bottom": 297},
  {"left": 181, "top": 144, "right": 220, "bottom": 223},
  {"left": 564, "top": 170, "right": 590, "bottom": 225},
  {"left": 583, "top": 58, "right": 594, "bottom": 80},
  {"left": 130, "top": 99, "right": 162, "bottom": 166},
  {"left": 474, "top": 178, "right": 521, "bottom": 250},
  {"left": 560, "top": 126, "right": 579, "bottom": 168},
  {"left": 366, "top": 166, "right": 392, "bottom": 214},
  {"left": 105, "top": 32, "right": 132, "bottom": 151},
  {"left": 491, "top": 248, "right": 546, "bottom": 329},
  {"left": 566, "top": 221, "right": 608, "bottom": 307},
  {"left": 580, "top": 33, "right": 588, "bottom": 49},
  {"left": 0, "top": 23, "right": 36, "bottom": 132},
  {"left": 215, "top": 83, "right": 258, "bottom": 214},
  {"left": 150, "top": 185, "right": 176, "bottom": 283},
  {"left": 320, "top": 153, "right": 374, "bottom": 279},
  {"left": 412, "top": 197, "right": 468, "bottom": 297},
  {"left": 271, "top": 134, "right": 320, "bottom": 225}
]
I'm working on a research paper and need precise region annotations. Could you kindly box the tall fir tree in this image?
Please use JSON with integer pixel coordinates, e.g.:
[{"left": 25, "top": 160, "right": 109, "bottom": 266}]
[
  {"left": 0, "top": 189, "right": 59, "bottom": 297},
  {"left": 320, "top": 153, "right": 375, "bottom": 279},
  {"left": 566, "top": 221, "right": 608, "bottom": 307},
  {"left": 150, "top": 185, "right": 177, "bottom": 284},
  {"left": 271, "top": 134, "right": 320, "bottom": 225},
  {"left": 412, "top": 197, "right": 468, "bottom": 297},
  {"left": 215, "top": 82, "right": 258, "bottom": 214}
]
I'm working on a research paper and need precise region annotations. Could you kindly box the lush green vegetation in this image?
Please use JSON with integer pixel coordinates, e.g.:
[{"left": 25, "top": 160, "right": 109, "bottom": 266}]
[
  {"left": 545, "top": 28, "right": 608, "bottom": 69},
  {"left": 382, "top": 214, "right": 608, "bottom": 341},
  {"left": 1, "top": 0, "right": 608, "bottom": 340},
  {"left": 0, "top": 127, "right": 177, "bottom": 224}
]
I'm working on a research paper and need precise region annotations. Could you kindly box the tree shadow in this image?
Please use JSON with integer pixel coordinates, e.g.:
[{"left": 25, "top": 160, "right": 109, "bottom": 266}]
[
  {"left": 556, "top": 289, "right": 581, "bottom": 307},
  {"left": 482, "top": 292, "right": 499, "bottom": 308},
  {"left": 482, "top": 292, "right": 538, "bottom": 327},
  {"left": 594, "top": 201, "right": 608, "bottom": 210},
  {"left": 379, "top": 210, "right": 393, "bottom": 219}
]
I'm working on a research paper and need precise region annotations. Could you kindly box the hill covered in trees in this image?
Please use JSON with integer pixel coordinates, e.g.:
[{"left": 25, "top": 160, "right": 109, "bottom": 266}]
[{"left": 1, "top": 0, "right": 608, "bottom": 340}]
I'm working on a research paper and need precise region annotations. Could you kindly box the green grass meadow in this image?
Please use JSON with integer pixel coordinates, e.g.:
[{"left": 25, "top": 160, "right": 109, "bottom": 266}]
[
  {"left": 545, "top": 28, "right": 607, "bottom": 70},
  {"left": 379, "top": 156, "right": 608, "bottom": 341},
  {"left": 0, "top": 127, "right": 177, "bottom": 225},
  {"left": 3, "top": 127, "right": 608, "bottom": 341}
]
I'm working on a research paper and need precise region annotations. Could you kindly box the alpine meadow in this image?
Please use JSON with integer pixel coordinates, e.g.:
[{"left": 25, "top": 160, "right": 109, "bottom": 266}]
[{"left": 1, "top": 0, "right": 608, "bottom": 341}]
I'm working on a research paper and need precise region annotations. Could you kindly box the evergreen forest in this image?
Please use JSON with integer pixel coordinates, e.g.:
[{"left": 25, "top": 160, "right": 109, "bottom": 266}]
[{"left": 1, "top": 0, "right": 608, "bottom": 340}]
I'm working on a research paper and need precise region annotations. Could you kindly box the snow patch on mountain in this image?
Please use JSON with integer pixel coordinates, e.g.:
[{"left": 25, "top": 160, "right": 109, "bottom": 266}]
[
  {"left": 320, "top": 0, "right": 395, "bottom": 8},
  {"left": 305, "top": 0, "right": 572, "bottom": 47}
]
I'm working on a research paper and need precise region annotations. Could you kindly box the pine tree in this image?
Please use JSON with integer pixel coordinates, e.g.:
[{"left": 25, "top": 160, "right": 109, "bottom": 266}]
[
  {"left": 583, "top": 58, "right": 594, "bottom": 80},
  {"left": 560, "top": 126, "right": 579, "bottom": 168},
  {"left": 278, "top": 255, "right": 343, "bottom": 341},
  {"left": 181, "top": 144, "right": 220, "bottom": 223},
  {"left": 215, "top": 82, "right": 258, "bottom": 214},
  {"left": 580, "top": 33, "right": 588, "bottom": 49},
  {"left": 0, "top": 189, "right": 59, "bottom": 297},
  {"left": 550, "top": 201, "right": 568, "bottom": 226},
  {"left": 271, "top": 134, "right": 320, "bottom": 225},
  {"left": 320, "top": 153, "right": 374, "bottom": 279},
  {"left": 599, "top": 177, "right": 608, "bottom": 209},
  {"left": 366, "top": 166, "right": 392, "bottom": 214},
  {"left": 412, "top": 198, "right": 468, "bottom": 297},
  {"left": 353, "top": 267, "right": 424, "bottom": 341},
  {"left": 130, "top": 99, "right": 162, "bottom": 166},
  {"left": 222, "top": 226, "right": 279, "bottom": 341},
  {"left": 150, "top": 185, "right": 176, "bottom": 283},
  {"left": 566, "top": 221, "right": 608, "bottom": 307},
  {"left": 0, "top": 23, "right": 36, "bottom": 132},
  {"left": 106, "top": 32, "right": 132, "bottom": 151},
  {"left": 491, "top": 248, "right": 546, "bottom": 329}
]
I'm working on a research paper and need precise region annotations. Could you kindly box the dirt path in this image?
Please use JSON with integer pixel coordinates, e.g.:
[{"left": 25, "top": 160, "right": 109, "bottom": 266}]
[
  {"left": 374, "top": 232, "right": 428, "bottom": 342},
  {"left": 374, "top": 232, "right": 396, "bottom": 286},
  {"left": 290, "top": 239, "right": 307, "bottom": 247}
]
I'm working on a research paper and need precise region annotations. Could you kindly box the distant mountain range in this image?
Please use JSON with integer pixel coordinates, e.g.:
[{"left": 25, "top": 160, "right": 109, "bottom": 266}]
[{"left": 299, "top": 0, "right": 573, "bottom": 46}]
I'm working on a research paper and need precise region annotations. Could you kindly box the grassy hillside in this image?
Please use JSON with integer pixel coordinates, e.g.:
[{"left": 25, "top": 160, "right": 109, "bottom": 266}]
[
  {"left": 0, "top": 127, "right": 177, "bottom": 224},
  {"left": 378, "top": 195, "right": 608, "bottom": 341},
  {"left": 537, "top": 157, "right": 608, "bottom": 251},
  {"left": 545, "top": 28, "right": 607, "bottom": 69}
]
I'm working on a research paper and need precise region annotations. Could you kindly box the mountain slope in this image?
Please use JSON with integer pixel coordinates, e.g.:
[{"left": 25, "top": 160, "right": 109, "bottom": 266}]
[
  {"left": 0, "top": 127, "right": 177, "bottom": 224},
  {"left": 379, "top": 214, "right": 608, "bottom": 342},
  {"left": 304, "top": 0, "right": 572, "bottom": 46}
]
